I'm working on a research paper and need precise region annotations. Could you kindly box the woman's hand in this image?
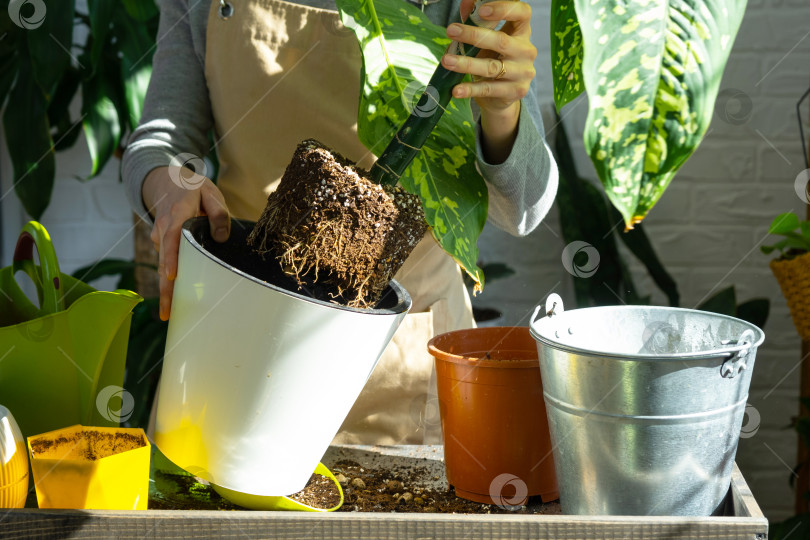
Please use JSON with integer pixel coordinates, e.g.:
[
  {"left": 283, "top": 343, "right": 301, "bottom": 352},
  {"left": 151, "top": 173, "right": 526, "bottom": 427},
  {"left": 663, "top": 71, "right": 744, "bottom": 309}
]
[
  {"left": 143, "top": 166, "right": 231, "bottom": 321},
  {"left": 440, "top": 0, "right": 536, "bottom": 162}
]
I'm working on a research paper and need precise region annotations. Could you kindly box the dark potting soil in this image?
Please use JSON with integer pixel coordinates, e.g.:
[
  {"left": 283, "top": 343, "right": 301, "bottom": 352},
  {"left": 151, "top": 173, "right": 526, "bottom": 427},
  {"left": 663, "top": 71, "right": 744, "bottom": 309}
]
[
  {"left": 199, "top": 219, "right": 403, "bottom": 312},
  {"left": 149, "top": 465, "right": 561, "bottom": 513},
  {"left": 287, "top": 473, "right": 341, "bottom": 509},
  {"left": 246, "top": 139, "right": 428, "bottom": 309},
  {"left": 333, "top": 461, "right": 561, "bottom": 514},
  {"left": 149, "top": 469, "right": 242, "bottom": 511},
  {"left": 30, "top": 431, "right": 146, "bottom": 461}
]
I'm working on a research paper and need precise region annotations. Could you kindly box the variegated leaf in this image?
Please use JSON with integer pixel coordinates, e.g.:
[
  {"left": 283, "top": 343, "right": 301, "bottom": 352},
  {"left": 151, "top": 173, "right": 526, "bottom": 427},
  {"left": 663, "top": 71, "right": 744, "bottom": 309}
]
[
  {"left": 574, "top": 0, "right": 746, "bottom": 228},
  {"left": 337, "top": 0, "right": 486, "bottom": 291},
  {"left": 551, "top": 0, "right": 585, "bottom": 110}
]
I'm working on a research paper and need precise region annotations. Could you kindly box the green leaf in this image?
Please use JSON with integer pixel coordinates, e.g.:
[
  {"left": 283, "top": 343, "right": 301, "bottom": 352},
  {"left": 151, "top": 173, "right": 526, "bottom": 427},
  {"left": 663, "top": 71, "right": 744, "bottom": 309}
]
[
  {"left": 801, "top": 221, "right": 810, "bottom": 239},
  {"left": 124, "top": 298, "right": 167, "bottom": 430},
  {"left": 26, "top": 0, "right": 75, "bottom": 99},
  {"left": 88, "top": 0, "right": 116, "bottom": 74},
  {"left": 770, "top": 212, "right": 800, "bottom": 235},
  {"left": 114, "top": 7, "right": 155, "bottom": 129},
  {"left": 480, "top": 262, "right": 515, "bottom": 283},
  {"left": 122, "top": 0, "right": 159, "bottom": 22},
  {"left": 51, "top": 113, "right": 83, "bottom": 152},
  {"left": 760, "top": 245, "right": 775, "bottom": 255},
  {"left": 736, "top": 298, "right": 769, "bottom": 329},
  {"left": 780, "top": 234, "right": 810, "bottom": 252},
  {"left": 0, "top": 6, "right": 22, "bottom": 59},
  {"left": 796, "top": 417, "right": 810, "bottom": 449},
  {"left": 71, "top": 258, "right": 154, "bottom": 291},
  {"left": 613, "top": 210, "right": 680, "bottom": 306},
  {"left": 46, "top": 65, "right": 81, "bottom": 130},
  {"left": 0, "top": 53, "right": 19, "bottom": 111},
  {"left": 2, "top": 55, "right": 54, "bottom": 219},
  {"left": 81, "top": 65, "right": 122, "bottom": 178},
  {"left": 47, "top": 65, "right": 84, "bottom": 152},
  {"left": 554, "top": 112, "right": 679, "bottom": 307},
  {"left": 771, "top": 513, "right": 810, "bottom": 540},
  {"left": 337, "top": 0, "right": 486, "bottom": 291},
  {"left": 697, "top": 286, "right": 736, "bottom": 317},
  {"left": 554, "top": 117, "right": 628, "bottom": 307},
  {"left": 550, "top": 0, "right": 585, "bottom": 110},
  {"left": 573, "top": 0, "right": 747, "bottom": 228}
]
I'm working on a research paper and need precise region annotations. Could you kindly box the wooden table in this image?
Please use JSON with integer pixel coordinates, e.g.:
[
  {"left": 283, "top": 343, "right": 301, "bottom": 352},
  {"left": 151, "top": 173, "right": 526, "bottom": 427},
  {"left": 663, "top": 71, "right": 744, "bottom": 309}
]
[{"left": 0, "top": 445, "right": 768, "bottom": 539}]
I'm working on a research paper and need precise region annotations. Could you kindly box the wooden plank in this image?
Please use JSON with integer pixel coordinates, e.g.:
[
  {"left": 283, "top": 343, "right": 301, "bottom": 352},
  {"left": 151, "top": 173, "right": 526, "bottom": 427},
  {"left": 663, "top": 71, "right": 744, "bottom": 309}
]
[
  {"left": 5, "top": 445, "right": 767, "bottom": 539},
  {"left": 730, "top": 463, "right": 766, "bottom": 520},
  {"left": 0, "top": 509, "right": 769, "bottom": 540}
]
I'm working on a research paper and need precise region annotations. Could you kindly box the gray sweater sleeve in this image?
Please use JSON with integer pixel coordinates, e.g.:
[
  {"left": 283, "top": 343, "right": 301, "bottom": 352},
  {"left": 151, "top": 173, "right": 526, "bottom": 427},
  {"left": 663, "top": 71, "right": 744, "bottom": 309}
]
[
  {"left": 474, "top": 79, "right": 558, "bottom": 237},
  {"left": 122, "top": 0, "right": 557, "bottom": 235},
  {"left": 122, "top": 0, "right": 214, "bottom": 223}
]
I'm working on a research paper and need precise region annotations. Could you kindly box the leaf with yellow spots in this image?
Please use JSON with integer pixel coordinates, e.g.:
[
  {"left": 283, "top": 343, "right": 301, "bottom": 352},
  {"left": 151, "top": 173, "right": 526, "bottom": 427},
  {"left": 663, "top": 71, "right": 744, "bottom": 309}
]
[
  {"left": 337, "top": 0, "right": 486, "bottom": 290},
  {"left": 571, "top": 0, "right": 746, "bottom": 228},
  {"left": 551, "top": 0, "right": 585, "bottom": 110}
]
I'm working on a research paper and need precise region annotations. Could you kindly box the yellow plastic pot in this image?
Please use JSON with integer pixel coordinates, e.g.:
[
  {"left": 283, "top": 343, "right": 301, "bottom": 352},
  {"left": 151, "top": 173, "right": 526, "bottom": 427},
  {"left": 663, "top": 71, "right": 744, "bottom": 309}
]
[
  {"left": 0, "top": 222, "right": 142, "bottom": 439},
  {"left": 28, "top": 425, "right": 150, "bottom": 510}
]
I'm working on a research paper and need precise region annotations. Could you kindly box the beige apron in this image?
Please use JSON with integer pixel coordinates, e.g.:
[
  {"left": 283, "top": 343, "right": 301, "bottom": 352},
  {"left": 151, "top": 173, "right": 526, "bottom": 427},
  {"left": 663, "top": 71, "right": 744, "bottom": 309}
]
[{"left": 205, "top": 0, "right": 474, "bottom": 444}]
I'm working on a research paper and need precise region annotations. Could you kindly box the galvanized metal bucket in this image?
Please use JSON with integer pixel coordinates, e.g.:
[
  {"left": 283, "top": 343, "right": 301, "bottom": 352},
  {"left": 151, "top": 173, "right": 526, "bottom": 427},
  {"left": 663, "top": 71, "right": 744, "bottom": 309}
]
[{"left": 529, "top": 294, "right": 764, "bottom": 516}]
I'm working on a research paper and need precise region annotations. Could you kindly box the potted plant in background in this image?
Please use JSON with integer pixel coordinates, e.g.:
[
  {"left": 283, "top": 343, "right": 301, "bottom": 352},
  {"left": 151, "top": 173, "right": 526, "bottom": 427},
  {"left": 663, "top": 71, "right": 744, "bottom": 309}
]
[
  {"left": 0, "top": 0, "right": 158, "bottom": 218},
  {"left": 765, "top": 88, "right": 810, "bottom": 540},
  {"left": 0, "top": 0, "right": 168, "bottom": 430},
  {"left": 762, "top": 212, "right": 810, "bottom": 341},
  {"left": 762, "top": 208, "right": 810, "bottom": 540}
]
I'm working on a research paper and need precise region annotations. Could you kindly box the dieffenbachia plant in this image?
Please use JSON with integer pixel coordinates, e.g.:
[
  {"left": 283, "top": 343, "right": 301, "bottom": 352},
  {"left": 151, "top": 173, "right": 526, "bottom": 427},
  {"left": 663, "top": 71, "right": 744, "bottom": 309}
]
[
  {"left": 336, "top": 0, "right": 489, "bottom": 292},
  {"left": 0, "top": 1, "right": 158, "bottom": 220},
  {"left": 552, "top": 0, "right": 746, "bottom": 229}
]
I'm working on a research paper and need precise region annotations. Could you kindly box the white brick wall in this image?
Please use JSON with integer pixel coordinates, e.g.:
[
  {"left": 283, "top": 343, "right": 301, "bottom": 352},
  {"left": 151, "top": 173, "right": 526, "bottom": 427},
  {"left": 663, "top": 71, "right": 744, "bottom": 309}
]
[{"left": 0, "top": 0, "right": 808, "bottom": 521}]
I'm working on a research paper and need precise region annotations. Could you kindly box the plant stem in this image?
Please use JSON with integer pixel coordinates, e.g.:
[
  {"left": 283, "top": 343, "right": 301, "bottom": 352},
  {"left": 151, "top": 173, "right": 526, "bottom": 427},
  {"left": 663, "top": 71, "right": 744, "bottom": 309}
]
[{"left": 370, "top": 0, "right": 496, "bottom": 186}]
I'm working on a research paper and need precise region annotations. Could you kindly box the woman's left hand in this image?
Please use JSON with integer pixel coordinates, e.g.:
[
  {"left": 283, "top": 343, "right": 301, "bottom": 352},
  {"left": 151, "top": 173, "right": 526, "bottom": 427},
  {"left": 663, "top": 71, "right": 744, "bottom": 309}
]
[{"left": 441, "top": 0, "right": 536, "bottom": 116}]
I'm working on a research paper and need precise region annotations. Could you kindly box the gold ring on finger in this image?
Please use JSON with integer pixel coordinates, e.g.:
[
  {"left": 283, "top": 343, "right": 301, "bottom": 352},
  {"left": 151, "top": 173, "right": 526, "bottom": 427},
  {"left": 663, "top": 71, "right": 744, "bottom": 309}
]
[{"left": 494, "top": 59, "right": 506, "bottom": 80}]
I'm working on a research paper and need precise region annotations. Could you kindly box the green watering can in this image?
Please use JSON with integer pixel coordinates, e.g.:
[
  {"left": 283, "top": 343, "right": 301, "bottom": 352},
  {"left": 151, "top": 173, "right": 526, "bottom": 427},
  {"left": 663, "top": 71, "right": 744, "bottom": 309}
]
[{"left": 0, "top": 222, "right": 142, "bottom": 439}]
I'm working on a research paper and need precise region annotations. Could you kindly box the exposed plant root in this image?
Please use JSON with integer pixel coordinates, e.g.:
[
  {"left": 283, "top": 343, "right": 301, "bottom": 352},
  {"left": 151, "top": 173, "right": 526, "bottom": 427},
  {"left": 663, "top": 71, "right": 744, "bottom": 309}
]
[{"left": 247, "top": 139, "right": 428, "bottom": 308}]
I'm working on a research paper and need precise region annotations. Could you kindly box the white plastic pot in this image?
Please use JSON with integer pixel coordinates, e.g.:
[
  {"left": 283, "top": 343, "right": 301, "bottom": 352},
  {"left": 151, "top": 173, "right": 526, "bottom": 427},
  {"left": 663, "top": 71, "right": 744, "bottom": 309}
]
[{"left": 155, "top": 217, "right": 410, "bottom": 496}]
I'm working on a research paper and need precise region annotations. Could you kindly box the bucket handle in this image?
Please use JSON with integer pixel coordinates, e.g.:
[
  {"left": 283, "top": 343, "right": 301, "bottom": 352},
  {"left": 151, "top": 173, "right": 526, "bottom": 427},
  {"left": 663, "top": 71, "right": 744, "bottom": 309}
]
[
  {"left": 719, "top": 329, "right": 756, "bottom": 379},
  {"left": 8, "top": 221, "right": 64, "bottom": 315},
  {"left": 531, "top": 293, "right": 564, "bottom": 325}
]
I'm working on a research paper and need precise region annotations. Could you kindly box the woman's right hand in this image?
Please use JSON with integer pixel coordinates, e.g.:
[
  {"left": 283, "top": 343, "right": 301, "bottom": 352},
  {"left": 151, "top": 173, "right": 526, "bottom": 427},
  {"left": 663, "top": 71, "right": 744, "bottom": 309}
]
[{"left": 142, "top": 166, "right": 231, "bottom": 321}]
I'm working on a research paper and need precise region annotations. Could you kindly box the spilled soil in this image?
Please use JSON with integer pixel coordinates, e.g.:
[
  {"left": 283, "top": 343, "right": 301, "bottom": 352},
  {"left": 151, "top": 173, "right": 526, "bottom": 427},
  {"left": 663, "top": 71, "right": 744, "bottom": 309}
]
[{"left": 333, "top": 460, "right": 561, "bottom": 514}]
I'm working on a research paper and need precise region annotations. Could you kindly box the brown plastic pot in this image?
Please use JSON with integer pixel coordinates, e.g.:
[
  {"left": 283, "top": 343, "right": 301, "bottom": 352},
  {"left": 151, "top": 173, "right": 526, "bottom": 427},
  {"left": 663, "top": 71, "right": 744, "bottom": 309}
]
[{"left": 428, "top": 326, "right": 558, "bottom": 506}]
